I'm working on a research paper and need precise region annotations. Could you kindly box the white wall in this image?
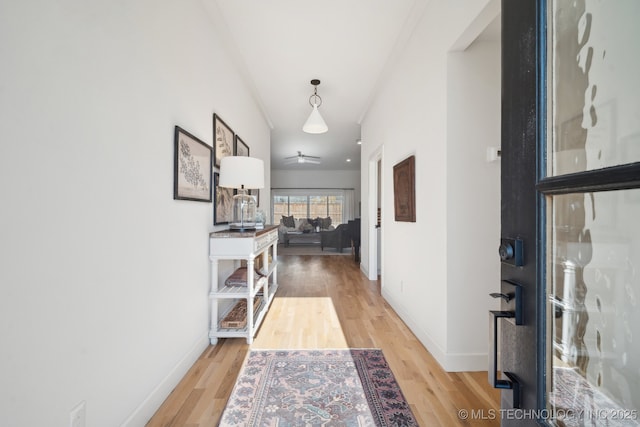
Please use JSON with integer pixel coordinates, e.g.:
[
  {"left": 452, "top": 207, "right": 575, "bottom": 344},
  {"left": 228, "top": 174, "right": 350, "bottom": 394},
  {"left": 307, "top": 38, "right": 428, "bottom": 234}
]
[
  {"left": 446, "top": 40, "right": 501, "bottom": 366},
  {"left": 0, "top": 1, "right": 269, "bottom": 426},
  {"left": 360, "top": 0, "right": 500, "bottom": 371}
]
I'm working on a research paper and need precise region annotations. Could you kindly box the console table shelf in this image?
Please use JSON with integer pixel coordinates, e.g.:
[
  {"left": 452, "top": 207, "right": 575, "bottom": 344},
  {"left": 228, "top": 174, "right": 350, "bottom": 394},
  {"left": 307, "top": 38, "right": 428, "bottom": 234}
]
[{"left": 209, "top": 225, "right": 278, "bottom": 345}]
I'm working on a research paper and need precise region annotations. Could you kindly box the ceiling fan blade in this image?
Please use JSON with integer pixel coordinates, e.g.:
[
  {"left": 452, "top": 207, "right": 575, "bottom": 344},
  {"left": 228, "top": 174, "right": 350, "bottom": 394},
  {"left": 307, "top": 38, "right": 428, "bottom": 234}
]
[
  {"left": 303, "top": 157, "right": 321, "bottom": 164},
  {"left": 283, "top": 152, "right": 321, "bottom": 165}
]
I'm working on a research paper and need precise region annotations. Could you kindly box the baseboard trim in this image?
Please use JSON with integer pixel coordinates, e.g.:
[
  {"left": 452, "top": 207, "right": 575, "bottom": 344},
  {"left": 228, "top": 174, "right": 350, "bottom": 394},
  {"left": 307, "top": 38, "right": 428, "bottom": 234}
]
[
  {"left": 121, "top": 333, "right": 210, "bottom": 426},
  {"left": 441, "top": 352, "right": 488, "bottom": 372},
  {"left": 381, "top": 289, "right": 488, "bottom": 372},
  {"left": 360, "top": 263, "right": 370, "bottom": 278}
]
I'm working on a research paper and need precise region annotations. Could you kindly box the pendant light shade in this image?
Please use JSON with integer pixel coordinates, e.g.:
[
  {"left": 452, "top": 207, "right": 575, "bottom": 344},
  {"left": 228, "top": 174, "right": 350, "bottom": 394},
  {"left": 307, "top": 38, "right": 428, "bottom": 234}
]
[
  {"left": 303, "top": 103, "right": 328, "bottom": 134},
  {"left": 302, "top": 79, "right": 328, "bottom": 134}
]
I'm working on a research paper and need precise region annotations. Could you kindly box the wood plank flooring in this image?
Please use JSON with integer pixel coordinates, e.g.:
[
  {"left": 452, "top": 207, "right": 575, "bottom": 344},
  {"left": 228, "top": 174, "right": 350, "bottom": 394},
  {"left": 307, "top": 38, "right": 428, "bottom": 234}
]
[{"left": 147, "top": 255, "right": 500, "bottom": 426}]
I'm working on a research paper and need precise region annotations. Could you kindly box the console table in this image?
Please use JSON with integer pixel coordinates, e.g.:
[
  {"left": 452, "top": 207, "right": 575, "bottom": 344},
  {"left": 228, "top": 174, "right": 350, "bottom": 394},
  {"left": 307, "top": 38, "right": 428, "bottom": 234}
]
[{"left": 209, "top": 225, "right": 278, "bottom": 345}]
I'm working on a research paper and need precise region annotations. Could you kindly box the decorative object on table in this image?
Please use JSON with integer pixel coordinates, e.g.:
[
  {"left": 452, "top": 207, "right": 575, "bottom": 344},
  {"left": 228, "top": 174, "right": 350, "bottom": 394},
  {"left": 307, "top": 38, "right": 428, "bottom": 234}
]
[
  {"left": 213, "top": 113, "right": 234, "bottom": 168},
  {"left": 254, "top": 209, "right": 265, "bottom": 228},
  {"left": 173, "top": 126, "right": 212, "bottom": 202},
  {"left": 214, "top": 172, "right": 233, "bottom": 225},
  {"left": 219, "top": 156, "right": 264, "bottom": 230},
  {"left": 249, "top": 189, "right": 259, "bottom": 207},
  {"left": 234, "top": 135, "right": 249, "bottom": 157},
  {"left": 393, "top": 155, "right": 416, "bottom": 222},
  {"left": 219, "top": 296, "right": 262, "bottom": 329},
  {"left": 302, "top": 79, "right": 328, "bottom": 134},
  {"left": 284, "top": 150, "right": 321, "bottom": 165},
  {"left": 219, "top": 349, "right": 417, "bottom": 426},
  {"left": 224, "top": 267, "right": 265, "bottom": 287}
]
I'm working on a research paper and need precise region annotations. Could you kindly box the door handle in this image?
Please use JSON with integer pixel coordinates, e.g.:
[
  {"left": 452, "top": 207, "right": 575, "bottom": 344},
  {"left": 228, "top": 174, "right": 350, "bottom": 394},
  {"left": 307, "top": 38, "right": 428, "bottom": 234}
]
[
  {"left": 489, "top": 310, "right": 521, "bottom": 408},
  {"left": 488, "top": 280, "right": 523, "bottom": 408},
  {"left": 490, "top": 292, "right": 512, "bottom": 302}
]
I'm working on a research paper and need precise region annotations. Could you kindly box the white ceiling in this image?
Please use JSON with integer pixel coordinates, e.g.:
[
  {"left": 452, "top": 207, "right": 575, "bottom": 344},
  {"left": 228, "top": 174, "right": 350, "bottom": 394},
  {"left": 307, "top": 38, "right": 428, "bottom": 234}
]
[
  {"left": 205, "top": 0, "right": 424, "bottom": 171},
  {"left": 205, "top": 1, "right": 500, "bottom": 171}
]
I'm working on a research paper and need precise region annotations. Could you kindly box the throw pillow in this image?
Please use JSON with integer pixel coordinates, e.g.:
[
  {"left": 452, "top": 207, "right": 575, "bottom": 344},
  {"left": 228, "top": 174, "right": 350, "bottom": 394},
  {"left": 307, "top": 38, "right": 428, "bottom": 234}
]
[
  {"left": 321, "top": 216, "right": 332, "bottom": 229},
  {"left": 281, "top": 215, "right": 295, "bottom": 228}
]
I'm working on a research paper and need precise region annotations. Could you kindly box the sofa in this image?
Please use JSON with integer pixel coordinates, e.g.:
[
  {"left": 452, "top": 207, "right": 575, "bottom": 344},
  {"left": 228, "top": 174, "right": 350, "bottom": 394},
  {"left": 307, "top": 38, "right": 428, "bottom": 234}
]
[{"left": 277, "top": 215, "right": 335, "bottom": 243}]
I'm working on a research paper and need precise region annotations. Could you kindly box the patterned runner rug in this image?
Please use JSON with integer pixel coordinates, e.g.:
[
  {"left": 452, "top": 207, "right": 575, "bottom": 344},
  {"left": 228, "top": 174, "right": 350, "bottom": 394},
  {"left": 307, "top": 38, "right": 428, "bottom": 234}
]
[{"left": 219, "top": 349, "right": 417, "bottom": 426}]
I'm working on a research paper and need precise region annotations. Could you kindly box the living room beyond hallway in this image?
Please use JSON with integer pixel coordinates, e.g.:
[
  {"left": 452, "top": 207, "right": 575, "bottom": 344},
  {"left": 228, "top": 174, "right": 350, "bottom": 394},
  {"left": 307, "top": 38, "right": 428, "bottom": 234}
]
[{"left": 147, "top": 255, "right": 499, "bottom": 426}]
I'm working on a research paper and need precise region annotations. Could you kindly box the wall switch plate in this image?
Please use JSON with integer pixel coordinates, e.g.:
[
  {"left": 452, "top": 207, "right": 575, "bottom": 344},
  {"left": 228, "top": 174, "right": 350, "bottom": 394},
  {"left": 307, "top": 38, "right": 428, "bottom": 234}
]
[
  {"left": 70, "top": 401, "right": 86, "bottom": 427},
  {"left": 486, "top": 146, "right": 502, "bottom": 162}
]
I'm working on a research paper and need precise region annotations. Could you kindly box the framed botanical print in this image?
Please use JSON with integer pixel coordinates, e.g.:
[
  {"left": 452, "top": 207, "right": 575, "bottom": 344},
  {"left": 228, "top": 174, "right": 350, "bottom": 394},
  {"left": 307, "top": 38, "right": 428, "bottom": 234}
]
[
  {"left": 234, "top": 135, "right": 249, "bottom": 157},
  {"left": 173, "top": 126, "right": 212, "bottom": 202},
  {"left": 214, "top": 172, "right": 234, "bottom": 225},
  {"left": 213, "top": 113, "right": 234, "bottom": 168}
]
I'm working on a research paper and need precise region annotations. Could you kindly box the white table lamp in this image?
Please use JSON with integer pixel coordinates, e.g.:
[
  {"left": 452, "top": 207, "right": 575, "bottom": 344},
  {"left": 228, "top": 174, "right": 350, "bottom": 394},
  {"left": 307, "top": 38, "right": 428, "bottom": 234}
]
[{"left": 219, "top": 156, "right": 264, "bottom": 230}]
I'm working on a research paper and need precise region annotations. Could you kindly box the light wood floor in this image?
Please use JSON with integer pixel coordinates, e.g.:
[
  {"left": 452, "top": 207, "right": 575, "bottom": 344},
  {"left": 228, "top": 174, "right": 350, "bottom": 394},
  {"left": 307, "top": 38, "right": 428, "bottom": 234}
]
[{"left": 147, "top": 255, "right": 500, "bottom": 426}]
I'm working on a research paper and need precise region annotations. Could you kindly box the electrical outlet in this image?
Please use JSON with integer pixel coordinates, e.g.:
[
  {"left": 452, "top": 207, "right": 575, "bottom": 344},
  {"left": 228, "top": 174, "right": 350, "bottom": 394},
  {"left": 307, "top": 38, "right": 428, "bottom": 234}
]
[
  {"left": 70, "top": 401, "right": 86, "bottom": 427},
  {"left": 400, "top": 280, "right": 404, "bottom": 292}
]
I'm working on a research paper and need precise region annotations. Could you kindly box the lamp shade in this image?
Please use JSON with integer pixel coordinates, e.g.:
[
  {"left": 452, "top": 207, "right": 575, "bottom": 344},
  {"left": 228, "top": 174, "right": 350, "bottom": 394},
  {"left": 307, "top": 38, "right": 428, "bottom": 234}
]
[
  {"left": 219, "top": 156, "right": 264, "bottom": 189},
  {"left": 302, "top": 104, "right": 328, "bottom": 134}
]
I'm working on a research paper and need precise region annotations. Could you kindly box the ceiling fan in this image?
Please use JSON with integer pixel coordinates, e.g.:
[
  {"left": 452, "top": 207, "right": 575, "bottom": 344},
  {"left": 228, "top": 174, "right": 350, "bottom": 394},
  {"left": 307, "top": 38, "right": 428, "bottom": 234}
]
[{"left": 284, "top": 151, "right": 322, "bottom": 165}]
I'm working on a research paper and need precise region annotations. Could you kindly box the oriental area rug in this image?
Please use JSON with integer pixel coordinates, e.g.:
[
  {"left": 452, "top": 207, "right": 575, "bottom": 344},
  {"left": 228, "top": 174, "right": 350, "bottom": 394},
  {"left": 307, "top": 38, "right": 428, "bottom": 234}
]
[{"left": 219, "top": 349, "right": 418, "bottom": 426}]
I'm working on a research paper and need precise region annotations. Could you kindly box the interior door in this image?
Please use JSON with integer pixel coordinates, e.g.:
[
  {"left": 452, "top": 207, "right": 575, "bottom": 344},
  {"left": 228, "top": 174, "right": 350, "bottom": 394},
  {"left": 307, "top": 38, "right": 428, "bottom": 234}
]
[{"left": 497, "top": 0, "right": 640, "bottom": 425}]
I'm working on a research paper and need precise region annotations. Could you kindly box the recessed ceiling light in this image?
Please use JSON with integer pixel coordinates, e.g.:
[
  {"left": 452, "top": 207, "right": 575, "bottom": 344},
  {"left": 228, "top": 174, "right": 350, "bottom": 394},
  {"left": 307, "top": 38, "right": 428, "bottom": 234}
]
[
  {"left": 356, "top": 139, "right": 362, "bottom": 145},
  {"left": 346, "top": 158, "right": 351, "bottom": 162}
]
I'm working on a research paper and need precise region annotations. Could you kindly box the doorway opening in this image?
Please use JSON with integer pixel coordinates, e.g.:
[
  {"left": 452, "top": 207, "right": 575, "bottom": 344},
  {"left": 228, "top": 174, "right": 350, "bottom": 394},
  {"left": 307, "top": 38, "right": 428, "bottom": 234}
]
[{"left": 367, "top": 146, "right": 383, "bottom": 282}]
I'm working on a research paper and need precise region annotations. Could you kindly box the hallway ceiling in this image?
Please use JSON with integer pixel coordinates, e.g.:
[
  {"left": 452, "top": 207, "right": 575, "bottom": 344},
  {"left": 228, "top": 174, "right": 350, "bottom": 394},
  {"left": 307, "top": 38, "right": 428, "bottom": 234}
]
[{"left": 205, "top": 0, "right": 426, "bottom": 171}]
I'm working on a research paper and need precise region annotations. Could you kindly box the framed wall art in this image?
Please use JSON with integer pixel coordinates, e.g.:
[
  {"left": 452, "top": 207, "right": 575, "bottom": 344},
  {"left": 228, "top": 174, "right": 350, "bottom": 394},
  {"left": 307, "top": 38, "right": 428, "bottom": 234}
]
[
  {"left": 213, "top": 113, "right": 234, "bottom": 168},
  {"left": 214, "top": 172, "right": 234, "bottom": 225},
  {"left": 234, "top": 135, "right": 249, "bottom": 157},
  {"left": 393, "top": 155, "right": 416, "bottom": 222},
  {"left": 173, "top": 126, "right": 212, "bottom": 202}
]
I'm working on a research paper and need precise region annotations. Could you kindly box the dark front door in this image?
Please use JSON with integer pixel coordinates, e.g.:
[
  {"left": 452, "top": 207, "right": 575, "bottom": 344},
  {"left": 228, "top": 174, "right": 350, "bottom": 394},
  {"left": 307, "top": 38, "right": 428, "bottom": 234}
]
[{"left": 497, "top": 0, "right": 640, "bottom": 425}]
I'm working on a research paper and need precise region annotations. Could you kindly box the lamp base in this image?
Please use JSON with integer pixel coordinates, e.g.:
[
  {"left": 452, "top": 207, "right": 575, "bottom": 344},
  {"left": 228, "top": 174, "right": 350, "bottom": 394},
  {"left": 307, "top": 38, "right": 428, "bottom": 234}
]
[
  {"left": 229, "top": 224, "right": 257, "bottom": 231},
  {"left": 230, "top": 190, "right": 257, "bottom": 231}
]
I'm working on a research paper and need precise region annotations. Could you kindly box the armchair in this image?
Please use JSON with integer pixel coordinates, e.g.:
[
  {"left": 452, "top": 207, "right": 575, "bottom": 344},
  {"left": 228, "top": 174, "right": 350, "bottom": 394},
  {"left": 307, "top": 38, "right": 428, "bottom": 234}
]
[{"left": 320, "top": 223, "right": 351, "bottom": 252}]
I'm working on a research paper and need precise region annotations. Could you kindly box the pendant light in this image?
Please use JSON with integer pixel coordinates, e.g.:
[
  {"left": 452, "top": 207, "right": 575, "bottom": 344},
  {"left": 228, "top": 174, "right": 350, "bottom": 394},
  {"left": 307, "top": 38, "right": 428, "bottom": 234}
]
[{"left": 302, "top": 79, "right": 328, "bottom": 134}]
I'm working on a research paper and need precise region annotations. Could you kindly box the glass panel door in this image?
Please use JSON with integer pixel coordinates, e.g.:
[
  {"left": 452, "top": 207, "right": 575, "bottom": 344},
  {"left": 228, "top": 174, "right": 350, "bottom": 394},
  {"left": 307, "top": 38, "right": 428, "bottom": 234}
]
[
  {"left": 272, "top": 195, "right": 289, "bottom": 219},
  {"left": 309, "top": 196, "right": 327, "bottom": 219},
  {"left": 545, "top": 1, "right": 640, "bottom": 425},
  {"left": 288, "top": 196, "right": 308, "bottom": 218},
  {"left": 548, "top": 0, "right": 640, "bottom": 177},
  {"left": 547, "top": 191, "right": 640, "bottom": 424},
  {"left": 327, "top": 195, "right": 344, "bottom": 224}
]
